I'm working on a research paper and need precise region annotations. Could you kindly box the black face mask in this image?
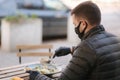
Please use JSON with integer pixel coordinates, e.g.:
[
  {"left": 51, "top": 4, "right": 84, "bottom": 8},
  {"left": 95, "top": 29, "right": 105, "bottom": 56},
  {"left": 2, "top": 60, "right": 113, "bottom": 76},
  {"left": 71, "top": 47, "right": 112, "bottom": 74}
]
[{"left": 75, "top": 22, "right": 88, "bottom": 39}]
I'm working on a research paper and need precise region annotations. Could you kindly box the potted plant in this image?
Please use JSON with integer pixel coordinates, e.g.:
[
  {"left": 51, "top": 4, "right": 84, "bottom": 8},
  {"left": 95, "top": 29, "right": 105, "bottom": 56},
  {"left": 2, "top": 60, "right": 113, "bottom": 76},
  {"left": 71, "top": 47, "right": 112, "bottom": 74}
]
[{"left": 1, "top": 14, "right": 43, "bottom": 52}]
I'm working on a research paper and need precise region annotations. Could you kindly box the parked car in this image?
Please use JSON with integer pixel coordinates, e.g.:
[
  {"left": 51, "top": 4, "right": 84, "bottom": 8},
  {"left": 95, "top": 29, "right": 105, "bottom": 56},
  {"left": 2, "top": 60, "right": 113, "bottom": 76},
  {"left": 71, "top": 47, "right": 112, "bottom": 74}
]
[{"left": 0, "top": 0, "right": 70, "bottom": 39}]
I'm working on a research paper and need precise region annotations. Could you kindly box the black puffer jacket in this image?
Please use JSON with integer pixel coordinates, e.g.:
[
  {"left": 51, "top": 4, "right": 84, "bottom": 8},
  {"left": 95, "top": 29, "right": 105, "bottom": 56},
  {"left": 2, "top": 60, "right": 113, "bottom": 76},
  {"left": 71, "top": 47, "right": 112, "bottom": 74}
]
[{"left": 35, "top": 25, "right": 120, "bottom": 80}]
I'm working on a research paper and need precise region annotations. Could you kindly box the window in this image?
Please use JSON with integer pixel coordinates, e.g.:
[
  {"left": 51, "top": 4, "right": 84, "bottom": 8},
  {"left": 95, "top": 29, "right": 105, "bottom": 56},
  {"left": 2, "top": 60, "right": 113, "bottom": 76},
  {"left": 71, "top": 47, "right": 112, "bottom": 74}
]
[
  {"left": 17, "top": 0, "right": 44, "bottom": 9},
  {"left": 43, "top": 0, "right": 68, "bottom": 11}
]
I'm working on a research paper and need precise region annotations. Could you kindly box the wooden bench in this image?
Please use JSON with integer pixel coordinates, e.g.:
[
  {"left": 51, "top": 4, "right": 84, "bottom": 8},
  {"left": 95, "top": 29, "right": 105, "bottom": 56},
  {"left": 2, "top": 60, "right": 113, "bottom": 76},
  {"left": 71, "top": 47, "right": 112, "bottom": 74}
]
[
  {"left": 0, "top": 62, "right": 39, "bottom": 80},
  {"left": 16, "top": 44, "right": 53, "bottom": 64}
]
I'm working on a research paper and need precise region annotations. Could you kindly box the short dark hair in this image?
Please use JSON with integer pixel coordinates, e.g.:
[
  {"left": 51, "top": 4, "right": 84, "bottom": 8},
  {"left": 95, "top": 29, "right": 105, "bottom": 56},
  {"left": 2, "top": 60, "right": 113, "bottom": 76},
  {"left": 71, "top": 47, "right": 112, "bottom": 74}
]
[{"left": 71, "top": 1, "right": 101, "bottom": 26}]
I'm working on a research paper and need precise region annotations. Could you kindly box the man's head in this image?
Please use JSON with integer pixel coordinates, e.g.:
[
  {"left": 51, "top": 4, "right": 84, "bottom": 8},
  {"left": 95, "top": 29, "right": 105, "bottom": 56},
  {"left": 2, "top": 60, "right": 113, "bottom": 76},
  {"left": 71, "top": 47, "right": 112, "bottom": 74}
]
[{"left": 71, "top": 1, "right": 101, "bottom": 36}]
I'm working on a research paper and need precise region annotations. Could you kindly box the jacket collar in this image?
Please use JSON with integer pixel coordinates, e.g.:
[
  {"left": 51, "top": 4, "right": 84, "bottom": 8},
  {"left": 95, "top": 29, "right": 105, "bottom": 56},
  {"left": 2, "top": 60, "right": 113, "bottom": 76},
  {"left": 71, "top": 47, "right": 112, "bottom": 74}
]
[{"left": 81, "top": 25, "right": 105, "bottom": 40}]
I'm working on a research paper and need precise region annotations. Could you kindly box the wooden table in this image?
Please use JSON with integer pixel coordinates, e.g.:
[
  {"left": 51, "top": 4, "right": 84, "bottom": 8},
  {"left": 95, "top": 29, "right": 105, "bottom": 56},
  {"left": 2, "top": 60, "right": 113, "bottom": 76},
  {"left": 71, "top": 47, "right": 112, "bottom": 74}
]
[
  {"left": 0, "top": 62, "right": 39, "bottom": 80},
  {"left": 0, "top": 62, "right": 62, "bottom": 80}
]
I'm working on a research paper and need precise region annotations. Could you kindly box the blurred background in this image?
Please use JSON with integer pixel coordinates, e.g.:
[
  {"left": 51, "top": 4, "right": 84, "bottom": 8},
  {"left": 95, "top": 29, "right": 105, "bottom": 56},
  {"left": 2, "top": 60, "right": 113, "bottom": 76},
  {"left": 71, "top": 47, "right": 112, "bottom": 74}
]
[
  {"left": 0, "top": 0, "right": 120, "bottom": 68},
  {"left": 0, "top": 0, "right": 120, "bottom": 41}
]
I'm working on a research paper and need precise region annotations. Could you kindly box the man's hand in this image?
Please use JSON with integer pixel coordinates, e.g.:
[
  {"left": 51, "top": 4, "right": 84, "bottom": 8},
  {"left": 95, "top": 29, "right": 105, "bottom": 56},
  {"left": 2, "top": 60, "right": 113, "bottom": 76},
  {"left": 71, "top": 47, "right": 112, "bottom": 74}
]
[
  {"left": 53, "top": 47, "right": 71, "bottom": 58},
  {"left": 26, "top": 70, "right": 40, "bottom": 80}
]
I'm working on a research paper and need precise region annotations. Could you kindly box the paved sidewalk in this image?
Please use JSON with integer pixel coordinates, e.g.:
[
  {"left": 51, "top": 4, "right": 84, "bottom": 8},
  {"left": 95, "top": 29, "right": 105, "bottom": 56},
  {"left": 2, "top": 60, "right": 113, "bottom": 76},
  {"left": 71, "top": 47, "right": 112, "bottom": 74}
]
[{"left": 0, "top": 39, "right": 74, "bottom": 68}]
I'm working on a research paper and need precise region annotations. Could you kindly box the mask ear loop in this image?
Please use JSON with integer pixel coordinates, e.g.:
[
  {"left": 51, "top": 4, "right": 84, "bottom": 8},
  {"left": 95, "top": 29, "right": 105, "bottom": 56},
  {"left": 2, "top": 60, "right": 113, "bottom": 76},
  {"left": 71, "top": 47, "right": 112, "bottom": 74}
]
[
  {"left": 82, "top": 21, "right": 88, "bottom": 34},
  {"left": 77, "top": 21, "right": 81, "bottom": 28}
]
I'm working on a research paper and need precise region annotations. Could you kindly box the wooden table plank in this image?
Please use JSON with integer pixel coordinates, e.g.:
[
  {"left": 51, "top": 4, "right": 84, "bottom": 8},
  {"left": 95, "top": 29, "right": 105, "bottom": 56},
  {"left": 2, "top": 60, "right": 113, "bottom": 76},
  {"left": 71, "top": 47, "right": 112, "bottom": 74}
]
[
  {"left": 0, "top": 67, "right": 24, "bottom": 75},
  {"left": 0, "top": 70, "right": 25, "bottom": 79},
  {"left": 0, "top": 73, "right": 29, "bottom": 80},
  {"left": 0, "top": 62, "right": 39, "bottom": 71}
]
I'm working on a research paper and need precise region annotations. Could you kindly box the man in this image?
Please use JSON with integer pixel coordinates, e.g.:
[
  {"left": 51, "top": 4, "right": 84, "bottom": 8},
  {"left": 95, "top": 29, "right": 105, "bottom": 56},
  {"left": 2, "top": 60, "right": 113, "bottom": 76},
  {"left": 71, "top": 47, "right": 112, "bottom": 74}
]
[{"left": 27, "top": 1, "right": 120, "bottom": 80}]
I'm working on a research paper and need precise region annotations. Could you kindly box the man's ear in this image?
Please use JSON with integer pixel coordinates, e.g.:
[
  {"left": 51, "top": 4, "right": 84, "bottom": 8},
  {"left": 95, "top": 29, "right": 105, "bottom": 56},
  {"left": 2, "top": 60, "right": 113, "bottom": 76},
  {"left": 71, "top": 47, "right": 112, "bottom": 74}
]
[{"left": 81, "top": 21, "right": 86, "bottom": 27}]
